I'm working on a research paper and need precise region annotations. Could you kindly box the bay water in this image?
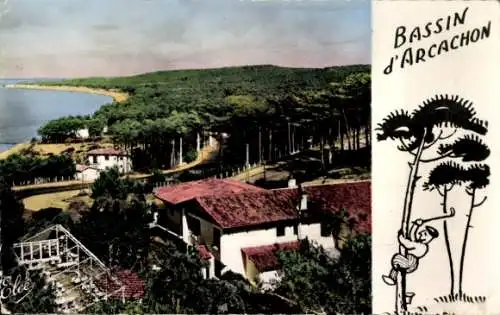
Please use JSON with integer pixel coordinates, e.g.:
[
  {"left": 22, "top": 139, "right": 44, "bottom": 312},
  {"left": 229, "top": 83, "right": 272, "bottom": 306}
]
[{"left": 0, "top": 79, "right": 112, "bottom": 152}]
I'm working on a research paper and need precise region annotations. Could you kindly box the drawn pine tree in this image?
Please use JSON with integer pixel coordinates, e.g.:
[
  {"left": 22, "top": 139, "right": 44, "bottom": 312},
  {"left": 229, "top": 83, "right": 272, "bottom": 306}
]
[
  {"left": 424, "top": 137, "right": 490, "bottom": 298},
  {"left": 459, "top": 164, "right": 489, "bottom": 295},
  {"left": 423, "top": 161, "right": 466, "bottom": 297},
  {"left": 376, "top": 95, "right": 488, "bottom": 313}
]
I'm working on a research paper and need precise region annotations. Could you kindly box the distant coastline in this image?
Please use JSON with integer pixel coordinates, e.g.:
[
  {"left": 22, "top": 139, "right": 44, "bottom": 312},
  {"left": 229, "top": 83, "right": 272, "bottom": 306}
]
[
  {"left": 0, "top": 84, "right": 128, "bottom": 158},
  {"left": 3, "top": 84, "right": 129, "bottom": 104}
]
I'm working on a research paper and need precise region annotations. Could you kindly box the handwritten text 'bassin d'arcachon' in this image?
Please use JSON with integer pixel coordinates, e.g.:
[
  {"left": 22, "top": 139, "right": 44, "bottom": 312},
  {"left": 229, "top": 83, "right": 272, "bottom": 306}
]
[{"left": 383, "top": 7, "right": 491, "bottom": 75}]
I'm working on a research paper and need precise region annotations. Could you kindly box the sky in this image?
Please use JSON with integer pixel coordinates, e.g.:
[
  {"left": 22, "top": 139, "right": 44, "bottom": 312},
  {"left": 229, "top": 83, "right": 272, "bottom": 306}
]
[{"left": 0, "top": 0, "right": 371, "bottom": 78}]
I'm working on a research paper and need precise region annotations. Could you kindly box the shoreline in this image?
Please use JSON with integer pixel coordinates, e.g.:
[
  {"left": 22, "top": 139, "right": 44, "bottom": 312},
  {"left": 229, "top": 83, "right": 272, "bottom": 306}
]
[
  {"left": 0, "top": 84, "right": 129, "bottom": 158},
  {"left": 3, "top": 84, "right": 129, "bottom": 103},
  {"left": 0, "top": 143, "right": 29, "bottom": 159}
]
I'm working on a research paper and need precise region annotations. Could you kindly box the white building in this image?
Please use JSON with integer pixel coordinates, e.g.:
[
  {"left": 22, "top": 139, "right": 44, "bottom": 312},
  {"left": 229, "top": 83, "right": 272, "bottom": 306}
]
[
  {"left": 86, "top": 148, "right": 132, "bottom": 174},
  {"left": 76, "top": 128, "right": 90, "bottom": 139},
  {"left": 75, "top": 164, "right": 100, "bottom": 181},
  {"left": 153, "top": 178, "right": 371, "bottom": 288}
]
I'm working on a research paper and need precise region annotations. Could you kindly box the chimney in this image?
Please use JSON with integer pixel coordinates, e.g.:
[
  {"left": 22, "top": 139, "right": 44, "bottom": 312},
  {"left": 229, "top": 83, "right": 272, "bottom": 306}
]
[
  {"left": 299, "top": 193, "right": 308, "bottom": 211},
  {"left": 288, "top": 178, "right": 297, "bottom": 188}
]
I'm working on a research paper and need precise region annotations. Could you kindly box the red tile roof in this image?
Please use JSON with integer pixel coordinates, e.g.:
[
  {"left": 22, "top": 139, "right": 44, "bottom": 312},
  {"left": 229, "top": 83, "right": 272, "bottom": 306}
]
[
  {"left": 96, "top": 269, "right": 145, "bottom": 300},
  {"left": 197, "top": 245, "right": 213, "bottom": 260},
  {"left": 87, "top": 148, "right": 127, "bottom": 156},
  {"left": 75, "top": 164, "right": 99, "bottom": 172},
  {"left": 302, "top": 181, "right": 371, "bottom": 234},
  {"left": 242, "top": 241, "right": 299, "bottom": 272},
  {"left": 195, "top": 181, "right": 371, "bottom": 233},
  {"left": 153, "top": 178, "right": 265, "bottom": 205},
  {"left": 196, "top": 189, "right": 298, "bottom": 229}
]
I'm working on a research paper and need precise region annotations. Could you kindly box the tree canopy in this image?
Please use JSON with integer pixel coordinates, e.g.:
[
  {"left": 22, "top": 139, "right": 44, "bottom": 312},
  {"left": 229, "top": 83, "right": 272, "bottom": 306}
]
[
  {"left": 0, "top": 177, "right": 25, "bottom": 270},
  {"left": 275, "top": 235, "right": 371, "bottom": 314},
  {"left": 0, "top": 153, "right": 76, "bottom": 185},
  {"left": 37, "top": 65, "right": 371, "bottom": 172}
]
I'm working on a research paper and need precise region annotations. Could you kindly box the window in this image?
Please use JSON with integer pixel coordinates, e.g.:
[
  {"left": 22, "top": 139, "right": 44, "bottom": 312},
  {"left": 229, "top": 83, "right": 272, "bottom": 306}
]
[
  {"left": 320, "top": 222, "right": 331, "bottom": 237},
  {"left": 213, "top": 228, "right": 221, "bottom": 248},
  {"left": 215, "top": 260, "right": 223, "bottom": 278},
  {"left": 293, "top": 224, "right": 298, "bottom": 235},
  {"left": 92, "top": 156, "right": 97, "bottom": 164},
  {"left": 105, "top": 155, "right": 109, "bottom": 161},
  {"left": 187, "top": 216, "right": 201, "bottom": 236},
  {"left": 119, "top": 156, "right": 124, "bottom": 161},
  {"left": 276, "top": 225, "right": 285, "bottom": 237}
]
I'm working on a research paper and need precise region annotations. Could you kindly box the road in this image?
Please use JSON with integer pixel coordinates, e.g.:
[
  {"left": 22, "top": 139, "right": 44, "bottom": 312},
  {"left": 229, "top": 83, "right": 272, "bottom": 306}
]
[{"left": 14, "top": 142, "right": 220, "bottom": 196}]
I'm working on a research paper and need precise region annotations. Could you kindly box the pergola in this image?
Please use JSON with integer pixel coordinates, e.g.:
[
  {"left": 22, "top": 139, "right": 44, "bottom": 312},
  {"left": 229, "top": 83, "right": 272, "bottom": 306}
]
[{"left": 12, "top": 224, "right": 126, "bottom": 313}]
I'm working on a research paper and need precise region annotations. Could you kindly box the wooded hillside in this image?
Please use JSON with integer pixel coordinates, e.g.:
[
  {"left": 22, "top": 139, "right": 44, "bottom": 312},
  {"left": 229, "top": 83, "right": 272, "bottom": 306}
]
[{"left": 37, "top": 64, "right": 370, "bottom": 172}]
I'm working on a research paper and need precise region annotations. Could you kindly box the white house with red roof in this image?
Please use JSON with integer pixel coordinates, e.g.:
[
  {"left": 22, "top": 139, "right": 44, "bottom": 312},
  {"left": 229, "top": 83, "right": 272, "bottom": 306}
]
[
  {"left": 75, "top": 164, "right": 100, "bottom": 181},
  {"left": 152, "top": 178, "right": 371, "bottom": 288},
  {"left": 86, "top": 148, "right": 132, "bottom": 174}
]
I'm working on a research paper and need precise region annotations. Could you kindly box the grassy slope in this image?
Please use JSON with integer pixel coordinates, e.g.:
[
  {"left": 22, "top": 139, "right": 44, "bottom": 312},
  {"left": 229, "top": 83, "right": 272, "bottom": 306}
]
[
  {"left": 22, "top": 189, "right": 91, "bottom": 211},
  {"left": 0, "top": 141, "right": 115, "bottom": 160}
]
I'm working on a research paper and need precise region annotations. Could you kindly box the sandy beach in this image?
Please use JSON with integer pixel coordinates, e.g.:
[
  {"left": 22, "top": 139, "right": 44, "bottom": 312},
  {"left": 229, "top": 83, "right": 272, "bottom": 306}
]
[
  {"left": 0, "top": 84, "right": 129, "bottom": 159},
  {"left": 4, "top": 84, "right": 129, "bottom": 103}
]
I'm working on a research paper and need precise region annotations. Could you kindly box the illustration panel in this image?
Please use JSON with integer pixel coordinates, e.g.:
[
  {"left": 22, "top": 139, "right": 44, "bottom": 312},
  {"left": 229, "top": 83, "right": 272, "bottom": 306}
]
[
  {"left": 0, "top": 0, "right": 371, "bottom": 314},
  {"left": 372, "top": 1, "right": 500, "bottom": 314}
]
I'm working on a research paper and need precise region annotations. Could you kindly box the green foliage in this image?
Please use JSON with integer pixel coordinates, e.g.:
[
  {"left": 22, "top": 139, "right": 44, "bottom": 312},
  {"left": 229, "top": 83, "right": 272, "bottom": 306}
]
[
  {"left": 184, "top": 150, "right": 198, "bottom": 163},
  {"left": 37, "top": 114, "right": 107, "bottom": 142},
  {"left": 275, "top": 235, "right": 371, "bottom": 314},
  {"left": 339, "top": 72, "right": 371, "bottom": 100},
  {"left": 141, "top": 241, "right": 286, "bottom": 314},
  {"left": 0, "top": 178, "right": 25, "bottom": 270},
  {"left": 226, "top": 95, "right": 268, "bottom": 117},
  {"left": 87, "top": 118, "right": 106, "bottom": 137},
  {"left": 38, "top": 65, "right": 370, "bottom": 170},
  {"left": 79, "top": 168, "right": 154, "bottom": 269},
  {"left": 149, "top": 168, "right": 166, "bottom": 183},
  {"left": 3, "top": 266, "right": 58, "bottom": 314},
  {"left": 73, "top": 196, "right": 152, "bottom": 270},
  {"left": 0, "top": 153, "right": 76, "bottom": 185},
  {"left": 37, "top": 116, "right": 87, "bottom": 142},
  {"left": 86, "top": 300, "right": 131, "bottom": 314},
  {"left": 23, "top": 210, "right": 75, "bottom": 240},
  {"left": 91, "top": 167, "right": 133, "bottom": 199}
]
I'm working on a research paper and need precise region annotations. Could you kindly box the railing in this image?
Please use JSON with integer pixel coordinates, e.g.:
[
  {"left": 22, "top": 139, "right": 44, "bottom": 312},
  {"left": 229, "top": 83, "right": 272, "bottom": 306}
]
[
  {"left": 175, "top": 162, "right": 264, "bottom": 182},
  {"left": 11, "top": 175, "right": 78, "bottom": 187},
  {"left": 150, "top": 223, "right": 183, "bottom": 240},
  {"left": 23, "top": 225, "right": 107, "bottom": 269},
  {"left": 14, "top": 224, "right": 128, "bottom": 313},
  {"left": 13, "top": 238, "right": 61, "bottom": 264},
  {"left": 145, "top": 180, "right": 177, "bottom": 189}
]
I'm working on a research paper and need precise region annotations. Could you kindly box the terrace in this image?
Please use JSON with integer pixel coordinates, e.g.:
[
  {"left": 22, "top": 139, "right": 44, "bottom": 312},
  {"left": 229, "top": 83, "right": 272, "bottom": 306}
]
[{"left": 12, "top": 225, "right": 141, "bottom": 314}]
